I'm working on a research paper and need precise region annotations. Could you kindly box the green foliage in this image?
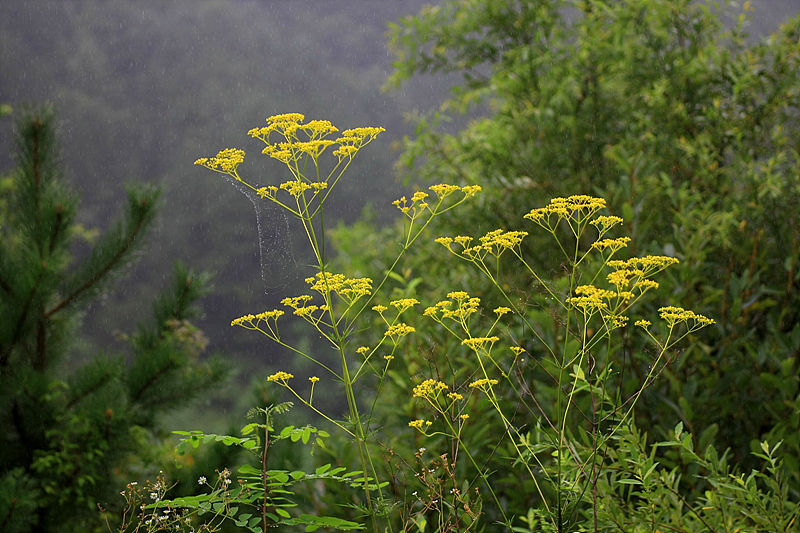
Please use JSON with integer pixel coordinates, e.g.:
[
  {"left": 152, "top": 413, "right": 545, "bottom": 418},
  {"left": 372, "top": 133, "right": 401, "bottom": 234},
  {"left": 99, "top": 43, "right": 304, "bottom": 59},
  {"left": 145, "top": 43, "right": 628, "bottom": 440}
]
[
  {"left": 115, "top": 404, "right": 368, "bottom": 532},
  {"left": 0, "top": 106, "right": 229, "bottom": 533},
  {"left": 381, "top": 0, "right": 800, "bottom": 479}
]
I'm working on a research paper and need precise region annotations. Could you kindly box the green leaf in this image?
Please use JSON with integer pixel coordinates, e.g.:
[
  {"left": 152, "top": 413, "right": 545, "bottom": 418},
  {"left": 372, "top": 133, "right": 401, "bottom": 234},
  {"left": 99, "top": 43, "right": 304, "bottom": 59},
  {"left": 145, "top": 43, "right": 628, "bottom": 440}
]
[
  {"left": 239, "top": 464, "right": 261, "bottom": 476},
  {"left": 241, "top": 423, "right": 259, "bottom": 435}
]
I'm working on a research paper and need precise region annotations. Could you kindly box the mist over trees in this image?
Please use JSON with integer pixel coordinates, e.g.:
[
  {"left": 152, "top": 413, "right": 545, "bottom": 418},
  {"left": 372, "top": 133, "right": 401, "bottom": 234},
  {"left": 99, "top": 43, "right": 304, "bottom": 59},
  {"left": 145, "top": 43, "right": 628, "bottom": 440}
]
[{"left": 1, "top": 0, "right": 450, "bottom": 392}]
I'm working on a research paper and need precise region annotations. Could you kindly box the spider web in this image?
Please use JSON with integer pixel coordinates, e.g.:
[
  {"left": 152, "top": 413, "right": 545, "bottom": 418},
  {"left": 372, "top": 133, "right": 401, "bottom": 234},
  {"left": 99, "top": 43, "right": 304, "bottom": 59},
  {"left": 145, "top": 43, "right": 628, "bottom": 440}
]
[{"left": 225, "top": 176, "right": 297, "bottom": 293}]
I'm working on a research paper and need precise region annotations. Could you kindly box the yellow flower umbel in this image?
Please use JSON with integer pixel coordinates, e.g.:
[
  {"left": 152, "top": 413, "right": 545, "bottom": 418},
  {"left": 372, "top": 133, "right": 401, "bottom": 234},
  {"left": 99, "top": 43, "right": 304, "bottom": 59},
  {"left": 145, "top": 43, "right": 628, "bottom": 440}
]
[{"left": 197, "top": 114, "right": 385, "bottom": 224}]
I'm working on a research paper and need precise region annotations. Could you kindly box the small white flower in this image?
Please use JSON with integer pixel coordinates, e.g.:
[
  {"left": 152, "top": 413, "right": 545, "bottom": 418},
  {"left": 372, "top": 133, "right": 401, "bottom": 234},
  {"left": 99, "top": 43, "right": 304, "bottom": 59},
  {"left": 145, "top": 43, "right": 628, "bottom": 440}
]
[{"left": 198, "top": 476, "right": 207, "bottom": 485}]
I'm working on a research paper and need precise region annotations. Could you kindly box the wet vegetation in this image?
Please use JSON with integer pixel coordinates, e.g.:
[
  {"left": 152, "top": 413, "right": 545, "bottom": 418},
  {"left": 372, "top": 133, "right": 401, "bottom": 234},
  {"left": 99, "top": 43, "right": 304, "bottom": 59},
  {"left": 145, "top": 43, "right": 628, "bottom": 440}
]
[{"left": 1, "top": 0, "right": 799, "bottom": 531}]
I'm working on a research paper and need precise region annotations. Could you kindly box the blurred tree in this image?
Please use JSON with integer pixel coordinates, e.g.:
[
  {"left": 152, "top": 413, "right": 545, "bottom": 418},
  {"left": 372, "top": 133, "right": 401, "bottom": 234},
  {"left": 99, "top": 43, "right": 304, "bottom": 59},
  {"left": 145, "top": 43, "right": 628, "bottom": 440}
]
[{"left": 0, "top": 105, "right": 229, "bottom": 533}]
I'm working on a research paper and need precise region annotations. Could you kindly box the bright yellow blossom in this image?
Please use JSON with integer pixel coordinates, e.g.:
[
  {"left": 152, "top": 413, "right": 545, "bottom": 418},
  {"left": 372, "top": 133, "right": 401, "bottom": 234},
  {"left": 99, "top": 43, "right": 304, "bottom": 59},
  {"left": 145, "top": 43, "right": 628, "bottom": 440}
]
[{"left": 267, "top": 371, "right": 294, "bottom": 383}]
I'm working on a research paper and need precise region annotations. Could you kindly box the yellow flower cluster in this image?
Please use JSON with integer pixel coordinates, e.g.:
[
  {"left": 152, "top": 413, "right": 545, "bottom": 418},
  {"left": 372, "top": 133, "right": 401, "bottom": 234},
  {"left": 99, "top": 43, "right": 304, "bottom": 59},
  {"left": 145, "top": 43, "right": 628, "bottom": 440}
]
[
  {"left": 230, "top": 309, "right": 285, "bottom": 327},
  {"left": 461, "top": 185, "right": 482, "bottom": 197},
  {"left": 409, "top": 419, "right": 433, "bottom": 430},
  {"left": 462, "top": 336, "right": 500, "bottom": 351},
  {"left": 267, "top": 371, "right": 294, "bottom": 383},
  {"left": 256, "top": 186, "right": 279, "bottom": 199},
  {"left": 592, "top": 237, "right": 632, "bottom": 252},
  {"left": 412, "top": 379, "right": 449, "bottom": 398},
  {"left": 608, "top": 315, "right": 629, "bottom": 328},
  {"left": 423, "top": 293, "right": 481, "bottom": 322},
  {"left": 590, "top": 215, "right": 624, "bottom": 233},
  {"left": 281, "top": 295, "right": 313, "bottom": 308},
  {"left": 246, "top": 114, "right": 383, "bottom": 164},
  {"left": 566, "top": 285, "right": 615, "bottom": 311},
  {"left": 390, "top": 298, "right": 420, "bottom": 314},
  {"left": 385, "top": 323, "right": 416, "bottom": 340},
  {"left": 437, "top": 228, "right": 526, "bottom": 261},
  {"left": 607, "top": 255, "right": 680, "bottom": 276},
  {"left": 304, "top": 272, "right": 372, "bottom": 302},
  {"left": 510, "top": 346, "right": 526, "bottom": 355},
  {"left": 429, "top": 184, "right": 461, "bottom": 197},
  {"left": 332, "top": 127, "right": 386, "bottom": 160},
  {"left": 658, "top": 306, "right": 715, "bottom": 328},
  {"left": 280, "top": 181, "right": 312, "bottom": 197},
  {"left": 524, "top": 195, "right": 607, "bottom": 227},
  {"left": 393, "top": 191, "right": 430, "bottom": 218},
  {"left": 248, "top": 114, "right": 334, "bottom": 142},
  {"left": 469, "top": 378, "right": 499, "bottom": 391},
  {"left": 394, "top": 185, "right": 481, "bottom": 218},
  {"left": 194, "top": 148, "right": 246, "bottom": 174}
]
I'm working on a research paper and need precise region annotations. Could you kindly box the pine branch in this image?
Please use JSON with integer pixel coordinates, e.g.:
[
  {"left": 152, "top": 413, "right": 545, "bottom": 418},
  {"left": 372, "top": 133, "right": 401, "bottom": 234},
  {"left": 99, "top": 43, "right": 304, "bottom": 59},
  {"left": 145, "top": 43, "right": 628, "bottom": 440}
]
[{"left": 45, "top": 184, "right": 161, "bottom": 318}]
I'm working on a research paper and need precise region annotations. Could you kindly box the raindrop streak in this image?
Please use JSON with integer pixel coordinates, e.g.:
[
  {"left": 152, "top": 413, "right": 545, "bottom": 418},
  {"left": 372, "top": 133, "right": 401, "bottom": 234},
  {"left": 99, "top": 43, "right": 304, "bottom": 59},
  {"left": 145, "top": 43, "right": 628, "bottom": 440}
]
[{"left": 225, "top": 176, "right": 297, "bottom": 293}]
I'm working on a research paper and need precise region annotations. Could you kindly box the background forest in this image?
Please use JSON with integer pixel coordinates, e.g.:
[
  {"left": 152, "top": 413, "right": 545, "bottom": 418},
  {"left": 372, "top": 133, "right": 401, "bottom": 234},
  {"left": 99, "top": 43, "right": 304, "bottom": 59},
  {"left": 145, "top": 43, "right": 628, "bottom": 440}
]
[{"left": 2, "top": 0, "right": 800, "bottom": 532}]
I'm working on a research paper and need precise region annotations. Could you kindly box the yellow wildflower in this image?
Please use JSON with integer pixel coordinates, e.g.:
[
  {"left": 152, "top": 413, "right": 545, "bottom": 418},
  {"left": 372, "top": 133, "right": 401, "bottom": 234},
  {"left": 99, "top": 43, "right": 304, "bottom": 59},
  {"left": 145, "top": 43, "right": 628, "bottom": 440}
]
[
  {"left": 255, "top": 310, "right": 284, "bottom": 321},
  {"left": 447, "top": 291, "right": 470, "bottom": 301},
  {"left": 231, "top": 314, "right": 256, "bottom": 327},
  {"left": 413, "top": 379, "right": 449, "bottom": 398},
  {"left": 280, "top": 181, "right": 312, "bottom": 197},
  {"left": 634, "top": 279, "right": 659, "bottom": 292},
  {"left": 592, "top": 237, "right": 631, "bottom": 252},
  {"left": 281, "top": 295, "right": 314, "bottom": 309},
  {"left": 590, "top": 215, "right": 624, "bottom": 232},
  {"left": 385, "top": 324, "right": 415, "bottom": 339},
  {"left": 429, "top": 184, "right": 461, "bottom": 197},
  {"left": 462, "top": 337, "right": 500, "bottom": 351},
  {"left": 266, "top": 113, "right": 305, "bottom": 124},
  {"left": 658, "top": 307, "right": 715, "bottom": 328},
  {"left": 267, "top": 371, "right": 294, "bottom": 383},
  {"left": 194, "top": 148, "right": 245, "bottom": 173},
  {"left": 302, "top": 120, "right": 338, "bottom": 137},
  {"left": 468, "top": 378, "right": 499, "bottom": 390},
  {"left": 461, "top": 185, "right": 482, "bottom": 197},
  {"left": 390, "top": 298, "right": 420, "bottom": 313},
  {"left": 479, "top": 229, "right": 528, "bottom": 253}
]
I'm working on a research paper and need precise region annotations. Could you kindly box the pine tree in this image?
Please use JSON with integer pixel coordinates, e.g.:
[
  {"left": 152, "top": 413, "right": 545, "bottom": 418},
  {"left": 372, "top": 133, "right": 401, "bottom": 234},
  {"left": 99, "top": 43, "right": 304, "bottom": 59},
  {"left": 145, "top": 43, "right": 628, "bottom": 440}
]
[{"left": 0, "top": 105, "right": 229, "bottom": 533}]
